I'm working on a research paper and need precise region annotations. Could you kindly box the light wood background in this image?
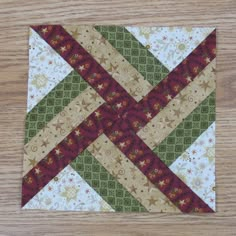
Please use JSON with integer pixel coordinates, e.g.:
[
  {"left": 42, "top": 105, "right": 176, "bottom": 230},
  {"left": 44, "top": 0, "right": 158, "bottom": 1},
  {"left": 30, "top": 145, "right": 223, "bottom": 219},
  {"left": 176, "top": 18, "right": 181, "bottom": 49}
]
[{"left": 0, "top": 0, "right": 236, "bottom": 235}]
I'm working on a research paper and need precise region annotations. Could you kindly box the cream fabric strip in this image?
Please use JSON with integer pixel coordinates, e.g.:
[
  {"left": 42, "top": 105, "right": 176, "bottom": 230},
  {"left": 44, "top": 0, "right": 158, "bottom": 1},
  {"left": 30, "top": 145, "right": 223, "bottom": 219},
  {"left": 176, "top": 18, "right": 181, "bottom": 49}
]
[
  {"left": 137, "top": 59, "right": 216, "bottom": 150},
  {"left": 63, "top": 25, "right": 153, "bottom": 101},
  {"left": 23, "top": 86, "right": 104, "bottom": 176},
  {"left": 87, "top": 134, "right": 180, "bottom": 212}
]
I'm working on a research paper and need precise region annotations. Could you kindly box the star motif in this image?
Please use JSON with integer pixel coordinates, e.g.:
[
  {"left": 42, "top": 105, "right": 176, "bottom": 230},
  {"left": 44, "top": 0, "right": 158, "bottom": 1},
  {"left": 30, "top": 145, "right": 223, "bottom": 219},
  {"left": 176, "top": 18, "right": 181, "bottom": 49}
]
[
  {"left": 158, "top": 180, "right": 165, "bottom": 187},
  {"left": 133, "top": 75, "right": 140, "bottom": 83},
  {"left": 70, "top": 28, "right": 81, "bottom": 38},
  {"left": 76, "top": 99, "right": 89, "bottom": 111},
  {"left": 139, "top": 160, "right": 146, "bottom": 167},
  {"left": 146, "top": 112, "right": 152, "bottom": 119},
  {"left": 205, "top": 57, "right": 211, "bottom": 63},
  {"left": 147, "top": 196, "right": 158, "bottom": 206},
  {"left": 119, "top": 142, "right": 126, "bottom": 149},
  {"left": 41, "top": 139, "right": 49, "bottom": 147},
  {"left": 108, "top": 63, "right": 118, "bottom": 73},
  {"left": 130, "top": 185, "right": 137, "bottom": 194},
  {"left": 90, "top": 92, "right": 100, "bottom": 101},
  {"left": 186, "top": 76, "right": 192, "bottom": 82},
  {"left": 95, "top": 111, "right": 101, "bottom": 117},
  {"left": 116, "top": 103, "right": 122, "bottom": 109},
  {"left": 166, "top": 94, "right": 172, "bottom": 101},
  {"left": 178, "top": 93, "right": 188, "bottom": 104},
  {"left": 97, "top": 84, "right": 104, "bottom": 90},
  {"left": 28, "top": 157, "right": 37, "bottom": 167},
  {"left": 173, "top": 108, "right": 182, "bottom": 118},
  {"left": 98, "top": 55, "right": 108, "bottom": 64},
  {"left": 35, "top": 167, "right": 41, "bottom": 175},
  {"left": 115, "top": 156, "right": 122, "bottom": 165},
  {"left": 53, "top": 120, "right": 64, "bottom": 130},
  {"left": 75, "top": 130, "right": 80, "bottom": 136},
  {"left": 55, "top": 148, "right": 61, "bottom": 155},
  {"left": 199, "top": 80, "right": 210, "bottom": 91},
  {"left": 79, "top": 65, "right": 85, "bottom": 72},
  {"left": 60, "top": 46, "right": 67, "bottom": 52},
  {"left": 41, "top": 27, "right": 48, "bottom": 34},
  {"left": 159, "top": 117, "right": 174, "bottom": 129},
  {"left": 179, "top": 199, "right": 186, "bottom": 206}
]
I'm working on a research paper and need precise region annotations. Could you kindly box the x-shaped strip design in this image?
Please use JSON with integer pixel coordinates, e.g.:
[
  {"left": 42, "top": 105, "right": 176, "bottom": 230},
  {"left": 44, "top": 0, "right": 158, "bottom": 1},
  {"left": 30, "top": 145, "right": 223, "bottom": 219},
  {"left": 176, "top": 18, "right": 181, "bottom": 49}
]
[{"left": 22, "top": 25, "right": 216, "bottom": 212}]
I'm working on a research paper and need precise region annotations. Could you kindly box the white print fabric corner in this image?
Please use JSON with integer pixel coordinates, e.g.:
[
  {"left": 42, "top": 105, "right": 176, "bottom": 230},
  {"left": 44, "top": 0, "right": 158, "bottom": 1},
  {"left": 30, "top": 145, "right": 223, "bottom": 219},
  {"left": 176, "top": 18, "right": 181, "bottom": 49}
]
[
  {"left": 126, "top": 26, "right": 215, "bottom": 71},
  {"left": 27, "top": 28, "right": 73, "bottom": 112},
  {"left": 170, "top": 122, "right": 216, "bottom": 211},
  {"left": 23, "top": 165, "right": 114, "bottom": 212}
]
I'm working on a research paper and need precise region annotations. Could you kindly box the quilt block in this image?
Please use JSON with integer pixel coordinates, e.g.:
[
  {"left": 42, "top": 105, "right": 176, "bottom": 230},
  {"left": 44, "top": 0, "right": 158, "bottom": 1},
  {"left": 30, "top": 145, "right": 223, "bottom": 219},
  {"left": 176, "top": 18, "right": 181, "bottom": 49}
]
[{"left": 22, "top": 25, "right": 216, "bottom": 213}]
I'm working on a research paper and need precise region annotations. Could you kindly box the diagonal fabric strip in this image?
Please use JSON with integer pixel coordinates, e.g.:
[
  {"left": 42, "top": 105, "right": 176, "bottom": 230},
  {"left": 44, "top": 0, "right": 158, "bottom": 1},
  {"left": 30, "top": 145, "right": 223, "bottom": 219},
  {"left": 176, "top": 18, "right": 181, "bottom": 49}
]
[
  {"left": 31, "top": 25, "right": 137, "bottom": 115},
  {"left": 70, "top": 149, "right": 147, "bottom": 212},
  {"left": 25, "top": 70, "right": 88, "bottom": 144},
  {"left": 23, "top": 27, "right": 216, "bottom": 211},
  {"left": 153, "top": 91, "right": 215, "bottom": 166},
  {"left": 87, "top": 134, "right": 180, "bottom": 212},
  {"left": 23, "top": 86, "right": 104, "bottom": 176},
  {"left": 94, "top": 26, "right": 169, "bottom": 86},
  {"left": 137, "top": 59, "right": 216, "bottom": 159},
  {"left": 63, "top": 25, "right": 153, "bottom": 101}
]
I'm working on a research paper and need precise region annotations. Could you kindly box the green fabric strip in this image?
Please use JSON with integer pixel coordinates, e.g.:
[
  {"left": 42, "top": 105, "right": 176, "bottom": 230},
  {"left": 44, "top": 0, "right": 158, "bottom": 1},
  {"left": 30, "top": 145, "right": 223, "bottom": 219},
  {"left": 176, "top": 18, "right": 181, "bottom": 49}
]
[
  {"left": 94, "top": 26, "right": 169, "bottom": 86},
  {"left": 153, "top": 91, "right": 215, "bottom": 166},
  {"left": 70, "top": 149, "right": 147, "bottom": 212},
  {"left": 25, "top": 70, "right": 88, "bottom": 144}
]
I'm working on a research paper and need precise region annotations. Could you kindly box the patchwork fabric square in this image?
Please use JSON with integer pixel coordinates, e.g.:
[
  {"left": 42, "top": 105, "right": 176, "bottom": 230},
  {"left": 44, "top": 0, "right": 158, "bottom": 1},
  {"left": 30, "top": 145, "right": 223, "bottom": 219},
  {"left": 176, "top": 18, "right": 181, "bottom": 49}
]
[{"left": 22, "top": 25, "right": 216, "bottom": 213}]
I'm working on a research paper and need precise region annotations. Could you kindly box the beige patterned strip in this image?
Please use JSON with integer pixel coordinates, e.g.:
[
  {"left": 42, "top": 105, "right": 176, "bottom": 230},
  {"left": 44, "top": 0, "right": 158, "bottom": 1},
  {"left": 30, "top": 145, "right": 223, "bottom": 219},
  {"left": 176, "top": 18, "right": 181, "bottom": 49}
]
[
  {"left": 87, "top": 134, "right": 180, "bottom": 212},
  {"left": 63, "top": 25, "right": 153, "bottom": 101},
  {"left": 137, "top": 59, "right": 216, "bottom": 150},
  {"left": 23, "top": 86, "right": 104, "bottom": 176}
]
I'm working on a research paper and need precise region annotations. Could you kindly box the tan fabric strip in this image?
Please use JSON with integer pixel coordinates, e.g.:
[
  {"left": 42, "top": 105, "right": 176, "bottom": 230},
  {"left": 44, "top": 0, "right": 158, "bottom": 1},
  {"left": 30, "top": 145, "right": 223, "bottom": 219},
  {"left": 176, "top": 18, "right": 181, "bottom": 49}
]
[
  {"left": 23, "top": 86, "right": 104, "bottom": 176},
  {"left": 63, "top": 25, "right": 153, "bottom": 101},
  {"left": 87, "top": 134, "right": 180, "bottom": 212},
  {"left": 137, "top": 59, "right": 216, "bottom": 150}
]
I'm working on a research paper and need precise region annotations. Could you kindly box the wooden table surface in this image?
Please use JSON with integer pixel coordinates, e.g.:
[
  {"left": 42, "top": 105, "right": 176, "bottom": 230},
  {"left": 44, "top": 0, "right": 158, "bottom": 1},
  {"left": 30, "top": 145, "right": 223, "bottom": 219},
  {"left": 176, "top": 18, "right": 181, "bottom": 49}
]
[{"left": 0, "top": 0, "right": 236, "bottom": 235}]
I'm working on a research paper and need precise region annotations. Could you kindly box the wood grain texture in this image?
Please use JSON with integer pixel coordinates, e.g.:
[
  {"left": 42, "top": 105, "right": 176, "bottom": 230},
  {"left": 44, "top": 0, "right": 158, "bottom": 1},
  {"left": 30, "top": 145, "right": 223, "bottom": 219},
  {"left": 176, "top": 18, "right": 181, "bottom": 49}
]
[{"left": 0, "top": 0, "right": 236, "bottom": 235}]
